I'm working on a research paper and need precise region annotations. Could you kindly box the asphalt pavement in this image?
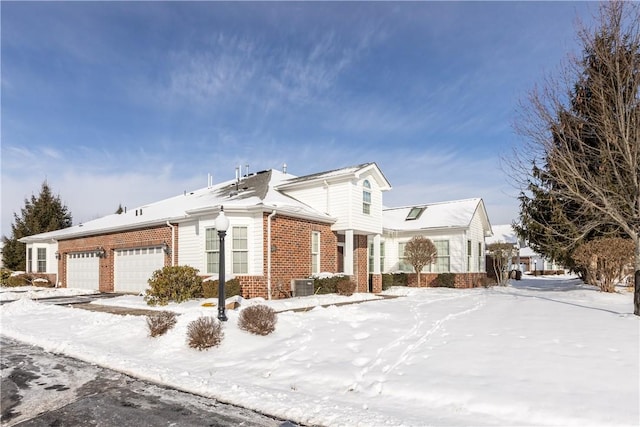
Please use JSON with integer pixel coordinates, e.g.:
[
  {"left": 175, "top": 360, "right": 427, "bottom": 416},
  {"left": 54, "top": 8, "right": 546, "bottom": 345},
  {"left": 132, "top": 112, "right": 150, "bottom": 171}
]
[{"left": 1, "top": 336, "right": 295, "bottom": 427}]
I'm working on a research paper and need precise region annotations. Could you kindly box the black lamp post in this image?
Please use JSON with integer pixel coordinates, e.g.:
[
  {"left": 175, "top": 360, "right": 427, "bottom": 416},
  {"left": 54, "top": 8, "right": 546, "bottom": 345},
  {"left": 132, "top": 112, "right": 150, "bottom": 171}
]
[{"left": 215, "top": 206, "right": 230, "bottom": 322}]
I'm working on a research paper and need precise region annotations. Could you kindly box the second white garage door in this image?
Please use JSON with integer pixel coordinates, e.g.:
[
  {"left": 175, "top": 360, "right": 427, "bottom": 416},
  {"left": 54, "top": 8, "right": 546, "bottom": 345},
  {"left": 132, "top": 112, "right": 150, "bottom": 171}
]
[{"left": 114, "top": 247, "right": 165, "bottom": 294}]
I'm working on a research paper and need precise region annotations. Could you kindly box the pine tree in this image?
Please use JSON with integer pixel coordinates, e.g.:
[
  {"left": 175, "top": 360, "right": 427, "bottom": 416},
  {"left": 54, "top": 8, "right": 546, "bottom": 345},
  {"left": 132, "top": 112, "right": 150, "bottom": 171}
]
[{"left": 1, "top": 181, "right": 72, "bottom": 270}]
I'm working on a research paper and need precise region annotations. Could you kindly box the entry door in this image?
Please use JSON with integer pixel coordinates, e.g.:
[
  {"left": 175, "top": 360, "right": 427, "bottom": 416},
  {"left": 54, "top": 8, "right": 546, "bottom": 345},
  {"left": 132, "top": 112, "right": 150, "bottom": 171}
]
[{"left": 114, "top": 247, "right": 165, "bottom": 293}]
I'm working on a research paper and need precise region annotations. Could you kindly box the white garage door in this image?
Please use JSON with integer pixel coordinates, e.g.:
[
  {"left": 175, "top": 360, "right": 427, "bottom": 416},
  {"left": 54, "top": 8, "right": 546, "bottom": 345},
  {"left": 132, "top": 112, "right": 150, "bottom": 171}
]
[
  {"left": 67, "top": 252, "right": 100, "bottom": 290},
  {"left": 114, "top": 246, "right": 165, "bottom": 293}
]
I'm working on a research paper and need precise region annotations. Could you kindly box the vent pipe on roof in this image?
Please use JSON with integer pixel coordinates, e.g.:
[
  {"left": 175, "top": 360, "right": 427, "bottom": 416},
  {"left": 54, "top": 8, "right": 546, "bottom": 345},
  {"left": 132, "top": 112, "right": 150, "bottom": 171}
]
[
  {"left": 245, "top": 164, "right": 249, "bottom": 178},
  {"left": 283, "top": 163, "right": 287, "bottom": 174}
]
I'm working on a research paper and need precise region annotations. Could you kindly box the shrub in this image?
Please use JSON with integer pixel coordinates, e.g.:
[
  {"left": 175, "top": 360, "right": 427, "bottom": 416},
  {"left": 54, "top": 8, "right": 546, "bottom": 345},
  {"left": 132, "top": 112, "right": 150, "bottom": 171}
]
[
  {"left": 238, "top": 305, "right": 277, "bottom": 336},
  {"left": 145, "top": 266, "right": 203, "bottom": 306},
  {"left": 313, "top": 276, "right": 338, "bottom": 294},
  {"left": 0, "top": 268, "right": 12, "bottom": 286},
  {"left": 381, "top": 273, "right": 408, "bottom": 290},
  {"left": 202, "top": 278, "right": 241, "bottom": 299},
  {"left": 336, "top": 278, "right": 357, "bottom": 296},
  {"left": 147, "top": 311, "right": 177, "bottom": 337},
  {"left": 476, "top": 276, "right": 496, "bottom": 288},
  {"left": 435, "top": 273, "right": 456, "bottom": 288},
  {"left": 186, "top": 316, "right": 224, "bottom": 350},
  {"left": 4, "top": 273, "right": 51, "bottom": 288}
]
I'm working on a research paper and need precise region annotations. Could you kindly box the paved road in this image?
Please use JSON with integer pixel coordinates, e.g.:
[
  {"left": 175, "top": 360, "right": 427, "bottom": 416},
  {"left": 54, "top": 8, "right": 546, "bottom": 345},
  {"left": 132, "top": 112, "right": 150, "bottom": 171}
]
[{"left": 1, "top": 337, "right": 293, "bottom": 427}]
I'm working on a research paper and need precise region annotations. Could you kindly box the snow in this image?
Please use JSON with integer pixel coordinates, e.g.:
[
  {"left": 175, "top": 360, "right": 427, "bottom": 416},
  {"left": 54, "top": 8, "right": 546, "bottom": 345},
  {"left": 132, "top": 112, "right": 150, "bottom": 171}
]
[
  {"left": 1, "top": 275, "right": 638, "bottom": 426},
  {"left": 0, "top": 286, "right": 98, "bottom": 301},
  {"left": 383, "top": 198, "right": 482, "bottom": 231}
]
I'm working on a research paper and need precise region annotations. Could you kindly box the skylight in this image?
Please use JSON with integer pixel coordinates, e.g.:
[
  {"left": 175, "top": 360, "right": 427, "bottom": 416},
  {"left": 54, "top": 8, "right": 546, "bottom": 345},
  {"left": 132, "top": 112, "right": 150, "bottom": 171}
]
[{"left": 406, "top": 207, "right": 425, "bottom": 220}]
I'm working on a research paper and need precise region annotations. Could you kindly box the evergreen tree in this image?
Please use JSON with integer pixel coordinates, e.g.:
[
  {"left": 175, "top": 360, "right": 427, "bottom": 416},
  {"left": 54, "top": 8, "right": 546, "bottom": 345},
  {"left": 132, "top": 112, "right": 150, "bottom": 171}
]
[
  {"left": 115, "top": 204, "right": 124, "bottom": 214},
  {"left": 1, "top": 181, "right": 72, "bottom": 270}
]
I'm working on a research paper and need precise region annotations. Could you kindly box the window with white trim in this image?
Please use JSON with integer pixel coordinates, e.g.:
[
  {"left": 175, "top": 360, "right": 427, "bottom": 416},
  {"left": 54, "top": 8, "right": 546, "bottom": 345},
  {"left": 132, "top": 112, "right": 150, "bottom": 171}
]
[
  {"left": 27, "top": 248, "right": 33, "bottom": 273},
  {"left": 478, "top": 242, "right": 483, "bottom": 271},
  {"left": 433, "top": 240, "right": 450, "bottom": 273},
  {"left": 37, "top": 248, "right": 46, "bottom": 273},
  {"left": 398, "top": 242, "right": 412, "bottom": 272},
  {"left": 232, "top": 226, "right": 248, "bottom": 274},
  {"left": 362, "top": 180, "right": 371, "bottom": 214},
  {"left": 205, "top": 228, "right": 219, "bottom": 274},
  {"left": 369, "top": 241, "right": 386, "bottom": 273},
  {"left": 467, "top": 240, "right": 473, "bottom": 272},
  {"left": 311, "top": 231, "right": 320, "bottom": 274}
]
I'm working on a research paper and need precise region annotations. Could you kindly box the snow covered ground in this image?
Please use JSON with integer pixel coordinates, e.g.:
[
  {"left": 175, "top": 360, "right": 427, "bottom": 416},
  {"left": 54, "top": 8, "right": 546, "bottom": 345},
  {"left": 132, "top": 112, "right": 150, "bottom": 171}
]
[
  {"left": 0, "top": 285, "right": 98, "bottom": 302},
  {"left": 1, "top": 275, "right": 638, "bottom": 426}
]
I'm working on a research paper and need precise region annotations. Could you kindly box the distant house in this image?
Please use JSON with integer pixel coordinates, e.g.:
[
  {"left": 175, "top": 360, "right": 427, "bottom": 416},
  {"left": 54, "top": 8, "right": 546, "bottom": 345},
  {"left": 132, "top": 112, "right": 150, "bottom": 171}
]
[
  {"left": 20, "top": 163, "right": 494, "bottom": 297},
  {"left": 486, "top": 224, "right": 565, "bottom": 274}
]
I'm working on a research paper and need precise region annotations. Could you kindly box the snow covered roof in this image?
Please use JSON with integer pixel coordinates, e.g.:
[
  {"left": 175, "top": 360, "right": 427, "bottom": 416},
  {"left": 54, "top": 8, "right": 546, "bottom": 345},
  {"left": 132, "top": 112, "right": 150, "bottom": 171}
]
[
  {"left": 383, "top": 198, "right": 491, "bottom": 232},
  {"left": 485, "top": 224, "right": 518, "bottom": 245},
  {"left": 277, "top": 162, "right": 392, "bottom": 191},
  {"left": 20, "top": 169, "right": 335, "bottom": 243}
]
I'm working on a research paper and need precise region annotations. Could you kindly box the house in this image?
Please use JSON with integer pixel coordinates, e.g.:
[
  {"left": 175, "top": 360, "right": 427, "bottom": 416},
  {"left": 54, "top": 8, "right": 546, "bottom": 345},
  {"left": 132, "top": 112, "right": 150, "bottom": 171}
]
[
  {"left": 381, "top": 199, "right": 492, "bottom": 287},
  {"left": 486, "top": 224, "right": 565, "bottom": 274},
  {"left": 20, "top": 163, "right": 493, "bottom": 297}
]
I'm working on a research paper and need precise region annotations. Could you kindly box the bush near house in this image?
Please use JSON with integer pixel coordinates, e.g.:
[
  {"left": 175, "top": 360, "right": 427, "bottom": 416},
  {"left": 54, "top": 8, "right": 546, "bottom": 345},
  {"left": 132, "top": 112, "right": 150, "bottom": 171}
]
[
  {"left": 202, "top": 278, "right": 241, "bottom": 299},
  {"left": 336, "top": 279, "right": 357, "bottom": 296},
  {"left": 313, "top": 275, "right": 353, "bottom": 295},
  {"left": 3, "top": 273, "right": 52, "bottom": 288},
  {"left": 145, "top": 266, "right": 203, "bottom": 306},
  {"left": 381, "top": 273, "right": 409, "bottom": 290},
  {"left": 434, "top": 273, "right": 456, "bottom": 288},
  {"left": 238, "top": 305, "right": 277, "bottom": 336},
  {"left": 1, "top": 268, "right": 13, "bottom": 286}
]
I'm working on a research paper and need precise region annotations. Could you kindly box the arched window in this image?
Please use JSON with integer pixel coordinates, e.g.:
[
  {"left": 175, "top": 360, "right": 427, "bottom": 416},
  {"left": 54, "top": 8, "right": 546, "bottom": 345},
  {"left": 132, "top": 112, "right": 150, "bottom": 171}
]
[{"left": 362, "top": 180, "right": 371, "bottom": 214}]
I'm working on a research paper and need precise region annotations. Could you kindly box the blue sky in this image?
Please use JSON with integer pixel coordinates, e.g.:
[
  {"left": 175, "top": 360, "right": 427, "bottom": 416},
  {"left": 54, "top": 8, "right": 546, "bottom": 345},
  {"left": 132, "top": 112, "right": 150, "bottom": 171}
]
[{"left": 1, "top": 1, "right": 595, "bottom": 237}]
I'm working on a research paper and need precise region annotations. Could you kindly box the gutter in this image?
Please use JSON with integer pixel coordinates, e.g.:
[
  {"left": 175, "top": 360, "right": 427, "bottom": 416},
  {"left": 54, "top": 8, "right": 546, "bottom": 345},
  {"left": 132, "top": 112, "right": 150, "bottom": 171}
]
[{"left": 267, "top": 210, "right": 277, "bottom": 300}]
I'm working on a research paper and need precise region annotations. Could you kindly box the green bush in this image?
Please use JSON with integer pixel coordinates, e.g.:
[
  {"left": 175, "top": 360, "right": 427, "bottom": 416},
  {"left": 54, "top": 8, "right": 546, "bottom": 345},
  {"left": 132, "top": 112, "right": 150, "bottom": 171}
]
[
  {"left": 4, "top": 273, "right": 52, "bottom": 288},
  {"left": 238, "top": 305, "right": 277, "bottom": 336},
  {"left": 336, "top": 278, "right": 357, "bottom": 296},
  {"left": 147, "top": 311, "right": 177, "bottom": 337},
  {"left": 202, "top": 278, "right": 241, "bottom": 299},
  {"left": 435, "top": 273, "right": 456, "bottom": 288},
  {"left": 187, "top": 316, "right": 224, "bottom": 350},
  {"left": 0, "top": 268, "right": 12, "bottom": 286},
  {"left": 381, "top": 273, "right": 408, "bottom": 290},
  {"left": 145, "top": 266, "right": 203, "bottom": 306}
]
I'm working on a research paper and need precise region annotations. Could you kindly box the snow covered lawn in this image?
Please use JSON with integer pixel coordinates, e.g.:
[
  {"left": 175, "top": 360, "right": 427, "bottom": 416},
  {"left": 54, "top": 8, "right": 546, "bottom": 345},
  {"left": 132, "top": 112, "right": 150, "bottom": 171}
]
[
  {"left": 0, "top": 285, "right": 98, "bottom": 302},
  {"left": 1, "top": 275, "right": 638, "bottom": 426}
]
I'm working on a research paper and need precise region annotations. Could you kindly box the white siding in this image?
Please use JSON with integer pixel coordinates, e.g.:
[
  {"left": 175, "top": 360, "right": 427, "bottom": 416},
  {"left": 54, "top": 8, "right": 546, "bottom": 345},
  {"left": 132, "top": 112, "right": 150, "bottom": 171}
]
[
  {"left": 26, "top": 242, "right": 58, "bottom": 275},
  {"left": 177, "top": 212, "right": 264, "bottom": 277},
  {"left": 465, "top": 209, "right": 488, "bottom": 272},
  {"left": 383, "top": 230, "right": 468, "bottom": 274}
]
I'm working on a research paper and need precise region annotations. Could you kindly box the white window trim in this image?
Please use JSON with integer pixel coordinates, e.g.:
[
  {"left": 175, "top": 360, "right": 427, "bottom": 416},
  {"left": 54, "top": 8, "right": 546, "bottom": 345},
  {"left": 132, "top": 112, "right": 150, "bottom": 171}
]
[
  {"left": 205, "top": 227, "right": 219, "bottom": 274},
  {"left": 311, "top": 231, "right": 321, "bottom": 274},
  {"left": 232, "top": 226, "right": 248, "bottom": 274},
  {"left": 362, "top": 180, "right": 372, "bottom": 215}
]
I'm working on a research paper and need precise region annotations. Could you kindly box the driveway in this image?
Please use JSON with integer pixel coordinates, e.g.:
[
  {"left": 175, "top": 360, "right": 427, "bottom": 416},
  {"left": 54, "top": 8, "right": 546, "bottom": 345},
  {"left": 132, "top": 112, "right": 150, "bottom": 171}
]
[{"left": 1, "top": 337, "right": 292, "bottom": 427}]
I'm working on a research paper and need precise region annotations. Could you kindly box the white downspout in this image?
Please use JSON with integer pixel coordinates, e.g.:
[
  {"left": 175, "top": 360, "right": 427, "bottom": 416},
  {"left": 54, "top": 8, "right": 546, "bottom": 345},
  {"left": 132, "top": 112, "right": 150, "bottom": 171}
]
[
  {"left": 267, "top": 210, "right": 277, "bottom": 300},
  {"left": 166, "top": 221, "right": 176, "bottom": 266}
]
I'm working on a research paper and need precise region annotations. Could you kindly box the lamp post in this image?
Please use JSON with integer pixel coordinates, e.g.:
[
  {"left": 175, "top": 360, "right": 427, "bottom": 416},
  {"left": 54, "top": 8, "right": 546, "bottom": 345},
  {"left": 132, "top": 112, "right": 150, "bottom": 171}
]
[{"left": 215, "top": 206, "right": 230, "bottom": 321}]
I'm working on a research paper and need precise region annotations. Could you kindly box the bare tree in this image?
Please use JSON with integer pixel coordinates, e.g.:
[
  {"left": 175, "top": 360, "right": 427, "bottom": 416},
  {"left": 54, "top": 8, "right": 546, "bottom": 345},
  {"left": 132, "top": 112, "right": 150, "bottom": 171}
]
[
  {"left": 510, "top": 2, "right": 640, "bottom": 314},
  {"left": 487, "top": 242, "right": 516, "bottom": 286},
  {"left": 573, "top": 237, "right": 635, "bottom": 292},
  {"left": 404, "top": 236, "right": 437, "bottom": 286}
]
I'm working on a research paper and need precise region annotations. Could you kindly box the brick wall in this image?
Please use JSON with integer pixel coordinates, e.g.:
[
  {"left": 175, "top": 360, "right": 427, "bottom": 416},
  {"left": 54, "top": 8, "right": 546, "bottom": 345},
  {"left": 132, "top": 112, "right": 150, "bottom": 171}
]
[
  {"left": 236, "top": 213, "right": 337, "bottom": 299},
  {"left": 354, "top": 234, "right": 368, "bottom": 292},
  {"left": 57, "top": 224, "right": 176, "bottom": 292}
]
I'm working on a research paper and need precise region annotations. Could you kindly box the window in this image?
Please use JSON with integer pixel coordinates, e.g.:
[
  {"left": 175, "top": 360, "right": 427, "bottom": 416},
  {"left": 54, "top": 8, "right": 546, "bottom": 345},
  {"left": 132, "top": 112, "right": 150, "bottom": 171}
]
[
  {"left": 37, "top": 248, "right": 46, "bottom": 273},
  {"left": 232, "top": 226, "right": 248, "bottom": 274},
  {"left": 362, "top": 180, "right": 371, "bottom": 214},
  {"left": 369, "top": 241, "right": 386, "bottom": 273},
  {"left": 398, "top": 242, "right": 412, "bottom": 272},
  {"left": 27, "top": 248, "right": 33, "bottom": 273},
  {"left": 406, "top": 207, "right": 425, "bottom": 221},
  {"left": 478, "top": 242, "right": 483, "bottom": 271},
  {"left": 467, "top": 240, "right": 473, "bottom": 272},
  {"left": 205, "top": 228, "right": 219, "bottom": 274},
  {"left": 311, "top": 231, "right": 320, "bottom": 274},
  {"left": 429, "top": 240, "right": 449, "bottom": 273}
]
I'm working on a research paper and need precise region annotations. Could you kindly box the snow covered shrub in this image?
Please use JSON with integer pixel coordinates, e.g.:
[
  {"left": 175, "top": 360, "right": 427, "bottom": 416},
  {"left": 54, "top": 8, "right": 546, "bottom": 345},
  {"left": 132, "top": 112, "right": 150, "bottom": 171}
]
[
  {"left": 0, "top": 268, "right": 12, "bottom": 286},
  {"left": 435, "top": 273, "right": 456, "bottom": 288},
  {"left": 145, "top": 266, "right": 203, "bottom": 306},
  {"left": 187, "top": 316, "right": 223, "bottom": 350},
  {"left": 336, "top": 278, "right": 357, "bottom": 296},
  {"left": 238, "top": 305, "right": 277, "bottom": 336},
  {"left": 202, "top": 278, "right": 241, "bottom": 299},
  {"left": 146, "top": 311, "right": 177, "bottom": 337},
  {"left": 5, "top": 273, "right": 51, "bottom": 287}
]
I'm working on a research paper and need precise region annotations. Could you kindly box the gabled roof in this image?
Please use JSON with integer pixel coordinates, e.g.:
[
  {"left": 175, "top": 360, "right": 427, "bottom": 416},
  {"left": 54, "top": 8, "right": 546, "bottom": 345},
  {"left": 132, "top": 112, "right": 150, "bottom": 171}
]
[
  {"left": 276, "top": 162, "right": 392, "bottom": 191},
  {"left": 20, "top": 169, "right": 335, "bottom": 243},
  {"left": 383, "top": 198, "right": 492, "bottom": 233},
  {"left": 485, "top": 224, "right": 518, "bottom": 245}
]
